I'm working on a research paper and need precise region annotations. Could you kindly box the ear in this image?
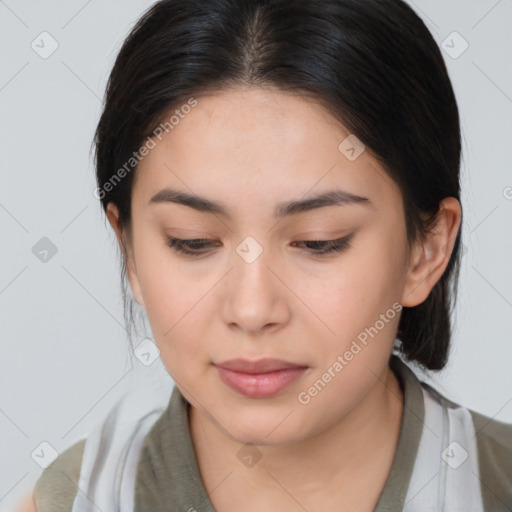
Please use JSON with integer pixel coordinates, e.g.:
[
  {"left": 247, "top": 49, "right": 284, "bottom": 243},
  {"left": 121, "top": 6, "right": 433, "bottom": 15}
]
[
  {"left": 105, "top": 203, "right": 146, "bottom": 309},
  {"left": 401, "top": 197, "right": 462, "bottom": 307}
]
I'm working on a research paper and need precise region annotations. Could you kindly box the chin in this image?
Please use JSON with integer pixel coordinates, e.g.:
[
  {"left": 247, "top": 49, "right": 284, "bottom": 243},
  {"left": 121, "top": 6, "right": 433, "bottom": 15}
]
[
  {"left": 221, "top": 409, "right": 304, "bottom": 447},
  {"left": 229, "top": 429, "right": 292, "bottom": 447}
]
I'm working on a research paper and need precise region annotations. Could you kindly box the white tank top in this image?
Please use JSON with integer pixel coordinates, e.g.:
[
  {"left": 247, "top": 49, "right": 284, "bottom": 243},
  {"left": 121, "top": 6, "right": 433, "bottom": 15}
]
[{"left": 70, "top": 370, "right": 485, "bottom": 512}]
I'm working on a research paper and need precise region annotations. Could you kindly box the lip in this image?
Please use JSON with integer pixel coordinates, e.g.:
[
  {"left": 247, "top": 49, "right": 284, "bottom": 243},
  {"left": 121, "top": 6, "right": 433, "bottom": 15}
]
[{"left": 214, "top": 358, "right": 308, "bottom": 398}]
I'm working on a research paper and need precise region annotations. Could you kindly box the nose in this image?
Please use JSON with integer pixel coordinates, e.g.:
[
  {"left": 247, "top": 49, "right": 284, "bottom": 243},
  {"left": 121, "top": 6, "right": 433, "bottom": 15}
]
[{"left": 221, "top": 241, "right": 290, "bottom": 336}]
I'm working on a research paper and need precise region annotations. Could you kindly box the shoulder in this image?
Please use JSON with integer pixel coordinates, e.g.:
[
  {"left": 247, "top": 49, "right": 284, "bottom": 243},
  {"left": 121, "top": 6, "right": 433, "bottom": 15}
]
[
  {"left": 441, "top": 391, "right": 512, "bottom": 467},
  {"left": 393, "top": 355, "right": 512, "bottom": 509},
  {"left": 436, "top": 390, "right": 512, "bottom": 509},
  {"left": 468, "top": 407, "right": 512, "bottom": 508},
  {"left": 469, "top": 406, "right": 512, "bottom": 455},
  {"left": 33, "top": 438, "right": 85, "bottom": 512}
]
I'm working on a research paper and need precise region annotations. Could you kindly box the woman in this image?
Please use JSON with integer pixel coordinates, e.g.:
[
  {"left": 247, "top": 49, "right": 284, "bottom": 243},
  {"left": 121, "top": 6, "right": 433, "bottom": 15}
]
[{"left": 25, "top": 0, "right": 512, "bottom": 511}]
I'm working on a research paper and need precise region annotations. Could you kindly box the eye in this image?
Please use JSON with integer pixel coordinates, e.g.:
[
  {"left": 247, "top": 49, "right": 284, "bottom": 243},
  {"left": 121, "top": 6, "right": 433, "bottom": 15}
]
[
  {"left": 165, "top": 234, "right": 354, "bottom": 258},
  {"left": 165, "top": 237, "right": 219, "bottom": 256},
  {"left": 290, "top": 234, "right": 354, "bottom": 256}
]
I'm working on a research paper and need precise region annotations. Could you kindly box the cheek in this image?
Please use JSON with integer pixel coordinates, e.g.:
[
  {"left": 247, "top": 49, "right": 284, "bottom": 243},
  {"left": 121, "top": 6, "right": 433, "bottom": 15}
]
[
  {"left": 296, "top": 245, "right": 396, "bottom": 326},
  {"left": 142, "top": 276, "right": 205, "bottom": 342},
  {"left": 140, "top": 272, "right": 209, "bottom": 379},
  {"left": 292, "top": 234, "right": 404, "bottom": 363},
  {"left": 132, "top": 242, "right": 215, "bottom": 377},
  {"left": 131, "top": 239, "right": 195, "bottom": 338}
]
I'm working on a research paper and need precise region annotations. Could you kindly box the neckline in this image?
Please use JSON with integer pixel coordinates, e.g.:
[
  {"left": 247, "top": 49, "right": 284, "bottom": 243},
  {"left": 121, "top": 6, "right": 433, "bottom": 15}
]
[{"left": 372, "top": 354, "right": 426, "bottom": 511}]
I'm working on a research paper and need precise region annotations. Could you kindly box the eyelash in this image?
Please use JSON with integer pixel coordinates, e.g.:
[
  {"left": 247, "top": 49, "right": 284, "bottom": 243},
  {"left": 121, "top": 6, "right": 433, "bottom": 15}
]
[{"left": 165, "top": 235, "right": 354, "bottom": 258}]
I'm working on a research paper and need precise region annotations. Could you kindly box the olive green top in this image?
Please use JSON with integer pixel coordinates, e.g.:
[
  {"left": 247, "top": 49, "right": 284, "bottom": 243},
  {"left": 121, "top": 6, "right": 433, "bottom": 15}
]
[{"left": 34, "top": 355, "right": 512, "bottom": 511}]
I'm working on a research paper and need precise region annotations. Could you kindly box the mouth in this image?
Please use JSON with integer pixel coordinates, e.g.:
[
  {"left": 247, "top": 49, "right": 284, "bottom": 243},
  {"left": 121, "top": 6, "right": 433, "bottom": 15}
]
[{"left": 213, "top": 358, "right": 308, "bottom": 398}]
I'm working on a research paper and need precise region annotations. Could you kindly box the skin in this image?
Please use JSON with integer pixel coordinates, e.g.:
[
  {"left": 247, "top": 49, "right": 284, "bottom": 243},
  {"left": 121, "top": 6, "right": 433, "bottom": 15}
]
[
  {"left": 102, "top": 85, "right": 461, "bottom": 511},
  {"left": 15, "top": 492, "right": 36, "bottom": 512}
]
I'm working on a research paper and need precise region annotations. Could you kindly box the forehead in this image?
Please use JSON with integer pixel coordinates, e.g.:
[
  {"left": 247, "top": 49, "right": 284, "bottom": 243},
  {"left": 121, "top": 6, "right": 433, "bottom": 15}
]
[{"left": 133, "top": 87, "right": 400, "bottom": 216}]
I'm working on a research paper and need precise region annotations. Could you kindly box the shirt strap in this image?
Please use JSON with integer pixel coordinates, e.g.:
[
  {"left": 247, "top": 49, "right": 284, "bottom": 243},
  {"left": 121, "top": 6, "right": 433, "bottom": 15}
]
[
  {"left": 403, "top": 381, "right": 485, "bottom": 511},
  {"left": 70, "top": 372, "right": 173, "bottom": 512}
]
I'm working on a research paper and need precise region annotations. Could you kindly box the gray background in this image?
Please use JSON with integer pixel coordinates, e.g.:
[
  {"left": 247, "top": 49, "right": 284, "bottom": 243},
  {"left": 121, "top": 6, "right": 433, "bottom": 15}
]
[{"left": 1, "top": 0, "right": 511, "bottom": 509}]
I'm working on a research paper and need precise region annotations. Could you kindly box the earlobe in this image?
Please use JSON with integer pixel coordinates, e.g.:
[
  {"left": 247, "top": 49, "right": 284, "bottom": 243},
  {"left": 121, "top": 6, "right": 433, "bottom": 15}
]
[
  {"left": 106, "top": 203, "right": 124, "bottom": 253},
  {"left": 125, "top": 256, "right": 146, "bottom": 310},
  {"left": 105, "top": 203, "right": 146, "bottom": 309},
  {"left": 401, "top": 198, "right": 461, "bottom": 308}
]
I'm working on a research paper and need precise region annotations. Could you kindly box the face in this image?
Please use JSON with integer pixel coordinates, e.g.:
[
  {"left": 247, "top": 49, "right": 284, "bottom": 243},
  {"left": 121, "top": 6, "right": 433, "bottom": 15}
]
[{"left": 107, "top": 86, "right": 432, "bottom": 445}]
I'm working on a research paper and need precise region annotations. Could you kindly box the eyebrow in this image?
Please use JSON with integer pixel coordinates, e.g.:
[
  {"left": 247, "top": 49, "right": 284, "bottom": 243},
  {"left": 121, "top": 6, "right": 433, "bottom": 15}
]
[{"left": 148, "top": 187, "right": 373, "bottom": 218}]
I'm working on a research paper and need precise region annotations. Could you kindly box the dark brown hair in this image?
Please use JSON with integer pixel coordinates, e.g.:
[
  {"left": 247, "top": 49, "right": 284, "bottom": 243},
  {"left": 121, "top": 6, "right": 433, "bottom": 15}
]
[{"left": 93, "top": 0, "right": 463, "bottom": 371}]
